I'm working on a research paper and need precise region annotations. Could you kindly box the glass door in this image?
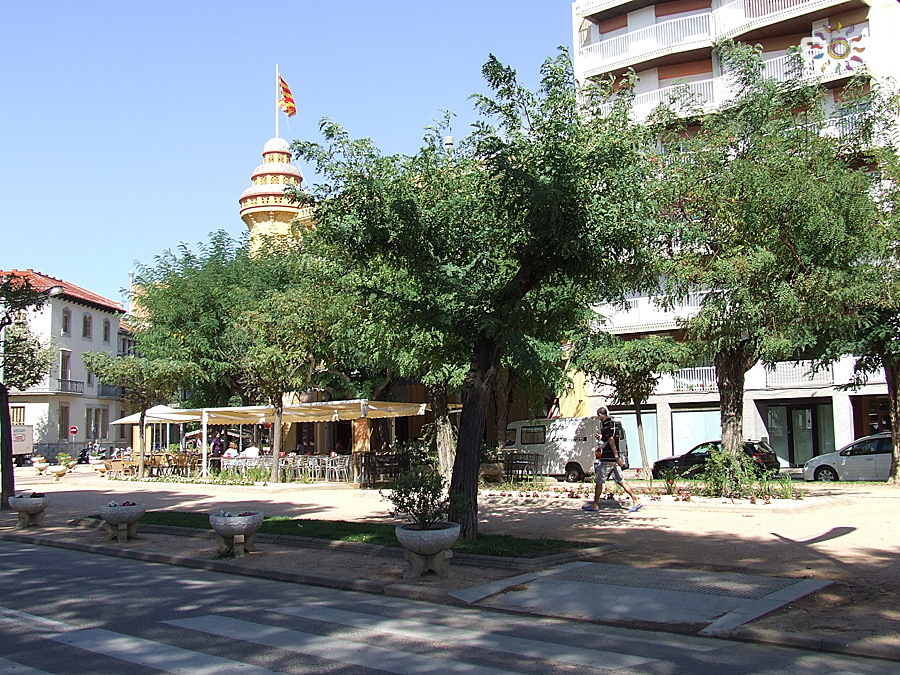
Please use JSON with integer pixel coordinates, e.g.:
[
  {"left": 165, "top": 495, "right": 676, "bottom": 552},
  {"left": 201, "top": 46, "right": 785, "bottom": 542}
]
[{"left": 791, "top": 407, "right": 815, "bottom": 467}]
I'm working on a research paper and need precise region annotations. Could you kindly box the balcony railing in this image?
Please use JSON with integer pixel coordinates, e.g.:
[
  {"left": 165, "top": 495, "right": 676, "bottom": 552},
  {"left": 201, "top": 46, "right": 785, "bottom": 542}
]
[
  {"left": 98, "top": 383, "right": 124, "bottom": 398},
  {"left": 674, "top": 367, "right": 718, "bottom": 392},
  {"left": 581, "top": 13, "right": 713, "bottom": 75},
  {"left": 714, "top": 0, "right": 841, "bottom": 38},
  {"left": 56, "top": 379, "right": 84, "bottom": 394},
  {"left": 766, "top": 361, "right": 833, "bottom": 387}
]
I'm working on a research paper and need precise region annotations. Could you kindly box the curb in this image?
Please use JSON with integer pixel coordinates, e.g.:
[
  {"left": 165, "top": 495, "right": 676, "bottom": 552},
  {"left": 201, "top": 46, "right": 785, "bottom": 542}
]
[{"left": 727, "top": 626, "right": 900, "bottom": 662}]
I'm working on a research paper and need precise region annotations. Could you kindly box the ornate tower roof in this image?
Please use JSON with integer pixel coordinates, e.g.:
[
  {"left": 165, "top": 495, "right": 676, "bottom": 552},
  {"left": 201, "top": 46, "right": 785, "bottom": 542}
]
[{"left": 239, "top": 137, "right": 313, "bottom": 248}]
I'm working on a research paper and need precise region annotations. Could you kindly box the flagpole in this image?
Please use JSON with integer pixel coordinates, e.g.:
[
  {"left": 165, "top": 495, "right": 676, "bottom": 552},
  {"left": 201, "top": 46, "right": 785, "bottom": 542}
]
[{"left": 275, "top": 64, "right": 280, "bottom": 139}]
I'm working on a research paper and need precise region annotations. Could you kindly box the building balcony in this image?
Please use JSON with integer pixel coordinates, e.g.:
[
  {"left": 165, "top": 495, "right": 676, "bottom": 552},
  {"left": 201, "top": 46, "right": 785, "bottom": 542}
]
[
  {"left": 674, "top": 366, "right": 718, "bottom": 392},
  {"left": 713, "top": 0, "right": 859, "bottom": 40},
  {"left": 56, "top": 379, "right": 84, "bottom": 394},
  {"left": 580, "top": 13, "right": 714, "bottom": 77},
  {"left": 98, "top": 383, "right": 124, "bottom": 398},
  {"left": 765, "top": 361, "right": 833, "bottom": 387}
]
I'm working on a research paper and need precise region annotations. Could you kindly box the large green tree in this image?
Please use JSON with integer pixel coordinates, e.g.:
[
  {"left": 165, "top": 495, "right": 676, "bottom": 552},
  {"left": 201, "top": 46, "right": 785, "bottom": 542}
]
[
  {"left": 659, "top": 41, "right": 884, "bottom": 457},
  {"left": 293, "top": 50, "right": 657, "bottom": 538},
  {"left": 0, "top": 273, "right": 54, "bottom": 508},
  {"left": 569, "top": 332, "right": 691, "bottom": 475},
  {"left": 83, "top": 353, "right": 199, "bottom": 478}
]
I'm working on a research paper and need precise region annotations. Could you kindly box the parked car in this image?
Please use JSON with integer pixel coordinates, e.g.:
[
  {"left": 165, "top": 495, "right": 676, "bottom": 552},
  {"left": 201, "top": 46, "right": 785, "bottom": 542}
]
[
  {"left": 802, "top": 432, "right": 893, "bottom": 482},
  {"left": 652, "top": 440, "right": 780, "bottom": 479}
]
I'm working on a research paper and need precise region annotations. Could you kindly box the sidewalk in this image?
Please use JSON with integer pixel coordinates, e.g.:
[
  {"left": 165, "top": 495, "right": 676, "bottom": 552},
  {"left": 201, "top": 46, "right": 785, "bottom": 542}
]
[{"left": 3, "top": 467, "right": 899, "bottom": 661}]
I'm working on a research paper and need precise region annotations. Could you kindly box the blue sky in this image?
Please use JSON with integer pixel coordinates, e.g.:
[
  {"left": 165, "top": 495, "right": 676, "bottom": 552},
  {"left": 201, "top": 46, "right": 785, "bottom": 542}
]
[{"left": 0, "top": 1, "right": 573, "bottom": 306}]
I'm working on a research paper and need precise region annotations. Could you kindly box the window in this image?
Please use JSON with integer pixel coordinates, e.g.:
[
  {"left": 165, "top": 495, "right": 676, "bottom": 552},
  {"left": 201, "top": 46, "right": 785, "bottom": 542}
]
[
  {"left": 118, "top": 407, "right": 128, "bottom": 440},
  {"left": 60, "top": 351, "right": 71, "bottom": 380},
  {"left": 505, "top": 427, "right": 517, "bottom": 446},
  {"left": 521, "top": 426, "right": 547, "bottom": 445},
  {"left": 62, "top": 308, "right": 70, "bottom": 335},
  {"left": 10, "top": 406, "right": 25, "bottom": 425},
  {"left": 87, "top": 371, "right": 93, "bottom": 386},
  {"left": 58, "top": 405, "right": 69, "bottom": 439},
  {"left": 82, "top": 313, "right": 92, "bottom": 339},
  {"left": 85, "top": 407, "right": 107, "bottom": 439},
  {"left": 102, "top": 319, "right": 111, "bottom": 343}
]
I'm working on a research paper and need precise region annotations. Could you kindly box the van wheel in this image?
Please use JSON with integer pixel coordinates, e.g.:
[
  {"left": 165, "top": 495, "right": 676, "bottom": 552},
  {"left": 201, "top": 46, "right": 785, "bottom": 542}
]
[{"left": 565, "top": 465, "right": 584, "bottom": 483}]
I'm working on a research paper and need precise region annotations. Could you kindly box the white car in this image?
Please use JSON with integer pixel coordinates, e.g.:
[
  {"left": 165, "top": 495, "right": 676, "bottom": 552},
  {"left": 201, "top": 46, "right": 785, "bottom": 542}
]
[{"left": 803, "top": 433, "right": 894, "bottom": 481}]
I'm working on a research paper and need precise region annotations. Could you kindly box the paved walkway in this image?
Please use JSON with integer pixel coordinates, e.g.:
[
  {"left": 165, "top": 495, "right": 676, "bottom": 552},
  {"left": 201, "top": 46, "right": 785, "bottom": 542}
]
[{"left": 3, "top": 467, "right": 896, "bottom": 662}]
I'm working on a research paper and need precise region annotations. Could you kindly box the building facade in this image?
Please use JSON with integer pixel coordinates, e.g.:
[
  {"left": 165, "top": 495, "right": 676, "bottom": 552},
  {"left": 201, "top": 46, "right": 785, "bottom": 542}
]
[
  {"left": 567, "top": 0, "right": 897, "bottom": 467},
  {"left": 3, "top": 270, "right": 128, "bottom": 457}
]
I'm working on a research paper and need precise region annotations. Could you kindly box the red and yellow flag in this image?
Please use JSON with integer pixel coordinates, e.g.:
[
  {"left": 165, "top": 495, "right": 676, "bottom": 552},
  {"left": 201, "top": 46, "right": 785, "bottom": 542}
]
[{"left": 278, "top": 75, "right": 296, "bottom": 117}]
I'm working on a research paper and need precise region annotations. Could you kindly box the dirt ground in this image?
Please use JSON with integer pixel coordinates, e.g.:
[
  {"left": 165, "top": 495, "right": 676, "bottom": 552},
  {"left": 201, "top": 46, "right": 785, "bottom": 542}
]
[{"left": 3, "top": 468, "right": 898, "bottom": 647}]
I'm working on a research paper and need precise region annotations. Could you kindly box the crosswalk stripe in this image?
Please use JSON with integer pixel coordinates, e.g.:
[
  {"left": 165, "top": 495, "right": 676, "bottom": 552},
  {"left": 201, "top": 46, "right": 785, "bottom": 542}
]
[
  {"left": 272, "top": 604, "right": 652, "bottom": 670},
  {"left": 168, "top": 616, "right": 526, "bottom": 675},
  {"left": 50, "top": 628, "right": 282, "bottom": 675},
  {"left": 0, "top": 658, "right": 53, "bottom": 675},
  {"left": 0, "top": 607, "right": 74, "bottom": 633}
]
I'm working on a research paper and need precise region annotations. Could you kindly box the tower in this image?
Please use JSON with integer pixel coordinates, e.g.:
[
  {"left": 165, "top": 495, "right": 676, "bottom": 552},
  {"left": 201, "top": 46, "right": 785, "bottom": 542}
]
[{"left": 239, "top": 137, "right": 313, "bottom": 250}]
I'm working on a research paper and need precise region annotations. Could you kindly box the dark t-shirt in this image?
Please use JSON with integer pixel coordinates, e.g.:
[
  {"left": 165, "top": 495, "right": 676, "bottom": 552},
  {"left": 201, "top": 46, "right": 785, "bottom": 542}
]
[{"left": 598, "top": 418, "right": 619, "bottom": 461}]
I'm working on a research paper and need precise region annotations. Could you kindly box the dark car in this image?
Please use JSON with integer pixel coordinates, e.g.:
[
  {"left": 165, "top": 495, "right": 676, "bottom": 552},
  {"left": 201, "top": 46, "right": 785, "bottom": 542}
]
[{"left": 652, "top": 440, "right": 780, "bottom": 479}]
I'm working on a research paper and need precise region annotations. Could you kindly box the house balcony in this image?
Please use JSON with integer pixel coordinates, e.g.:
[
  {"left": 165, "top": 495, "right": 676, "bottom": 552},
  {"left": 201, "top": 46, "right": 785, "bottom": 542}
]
[
  {"left": 713, "top": 0, "right": 863, "bottom": 40},
  {"left": 580, "top": 13, "right": 714, "bottom": 77},
  {"left": 674, "top": 366, "right": 718, "bottom": 392},
  {"left": 98, "top": 383, "right": 124, "bottom": 398},
  {"left": 765, "top": 361, "right": 833, "bottom": 387},
  {"left": 576, "top": 0, "right": 657, "bottom": 23},
  {"left": 56, "top": 379, "right": 84, "bottom": 394}
]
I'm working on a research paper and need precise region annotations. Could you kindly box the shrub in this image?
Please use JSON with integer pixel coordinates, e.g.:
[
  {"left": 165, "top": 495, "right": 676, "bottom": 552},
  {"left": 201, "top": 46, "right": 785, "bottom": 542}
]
[
  {"left": 383, "top": 468, "right": 448, "bottom": 530},
  {"left": 700, "top": 449, "right": 759, "bottom": 498}
]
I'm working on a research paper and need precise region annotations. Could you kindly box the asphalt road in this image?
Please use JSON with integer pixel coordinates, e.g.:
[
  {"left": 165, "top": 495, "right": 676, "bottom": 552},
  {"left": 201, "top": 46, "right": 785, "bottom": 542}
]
[{"left": 0, "top": 541, "right": 893, "bottom": 674}]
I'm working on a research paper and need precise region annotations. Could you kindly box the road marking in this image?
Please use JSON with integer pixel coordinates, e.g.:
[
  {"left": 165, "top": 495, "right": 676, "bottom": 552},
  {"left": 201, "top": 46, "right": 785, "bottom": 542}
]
[
  {"left": 50, "top": 628, "right": 281, "bottom": 675},
  {"left": 168, "top": 615, "right": 527, "bottom": 675},
  {"left": 272, "top": 604, "right": 653, "bottom": 670},
  {"left": 0, "top": 657, "right": 53, "bottom": 675},
  {"left": 0, "top": 607, "right": 75, "bottom": 633}
]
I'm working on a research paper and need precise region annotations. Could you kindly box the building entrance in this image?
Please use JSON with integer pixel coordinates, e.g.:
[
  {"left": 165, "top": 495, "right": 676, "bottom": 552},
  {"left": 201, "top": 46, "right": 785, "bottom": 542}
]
[{"left": 765, "top": 402, "right": 835, "bottom": 467}]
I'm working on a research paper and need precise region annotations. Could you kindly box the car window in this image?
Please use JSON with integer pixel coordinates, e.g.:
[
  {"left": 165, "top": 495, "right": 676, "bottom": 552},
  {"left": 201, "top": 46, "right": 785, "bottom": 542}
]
[
  {"left": 850, "top": 439, "right": 881, "bottom": 456},
  {"left": 875, "top": 437, "right": 892, "bottom": 454},
  {"left": 689, "top": 443, "right": 716, "bottom": 456}
]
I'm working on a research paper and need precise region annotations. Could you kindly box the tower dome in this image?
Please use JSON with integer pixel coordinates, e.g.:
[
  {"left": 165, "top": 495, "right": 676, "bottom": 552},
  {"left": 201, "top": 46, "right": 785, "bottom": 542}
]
[{"left": 239, "top": 137, "right": 313, "bottom": 248}]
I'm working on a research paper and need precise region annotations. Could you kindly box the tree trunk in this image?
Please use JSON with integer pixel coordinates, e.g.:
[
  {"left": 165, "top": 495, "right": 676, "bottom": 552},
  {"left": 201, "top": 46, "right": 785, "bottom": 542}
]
[
  {"left": 450, "top": 337, "right": 503, "bottom": 540},
  {"left": 0, "top": 382, "right": 15, "bottom": 509},
  {"left": 634, "top": 399, "right": 651, "bottom": 476},
  {"left": 428, "top": 382, "right": 455, "bottom": 482},
  {"left": 714, "top": 344, "right": 756, "bottom": 457},
  {"left": 882, "top": 353, "right": 900, "bottom": 486},
  {"left": 272, "top": 398, "right": 283, "bottom": 484},
  {"left": 492, "top": 367, "right": 514, "bottom": 448}
]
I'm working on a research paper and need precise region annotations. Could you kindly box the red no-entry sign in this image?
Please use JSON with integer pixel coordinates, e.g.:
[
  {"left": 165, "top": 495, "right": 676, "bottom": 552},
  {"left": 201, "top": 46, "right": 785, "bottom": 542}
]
[{"left": 69, "top": 425, "right": 78, "bottom": 435}]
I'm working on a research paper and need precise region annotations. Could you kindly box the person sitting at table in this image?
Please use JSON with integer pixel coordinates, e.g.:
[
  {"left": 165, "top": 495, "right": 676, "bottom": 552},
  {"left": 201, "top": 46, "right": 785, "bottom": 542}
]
[
  {"left": 239, "top": 446, "right": 260, "bottom": 458},
  {"left": 223, "top": 441, "right": 238, "bottom": 459}
]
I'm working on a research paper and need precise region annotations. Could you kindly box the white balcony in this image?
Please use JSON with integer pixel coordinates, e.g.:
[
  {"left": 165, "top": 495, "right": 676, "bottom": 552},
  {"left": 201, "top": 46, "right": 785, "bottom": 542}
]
[
  {"left": 765, "top": 361, "right": 834, "bottom": 387},
  {"left": 581, "top": 13, "right": 714, "bottom": 76},
  {"left": 674, "top": 367, "right": 718, "bottom": 392},
  {"left": 713, "top": 0, "right": 847, "bottom": 38}
]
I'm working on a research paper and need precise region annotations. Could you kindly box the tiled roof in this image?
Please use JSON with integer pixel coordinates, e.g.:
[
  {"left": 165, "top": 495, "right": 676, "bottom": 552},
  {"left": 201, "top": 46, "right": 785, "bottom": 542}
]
[{"left": 1, "top": 269, "right": 125, "bottom": 314}]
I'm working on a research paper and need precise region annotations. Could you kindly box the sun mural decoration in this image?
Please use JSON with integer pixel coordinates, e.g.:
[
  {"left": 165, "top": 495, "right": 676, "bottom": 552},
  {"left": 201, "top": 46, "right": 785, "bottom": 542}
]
[{"left": 802, "top": 22, "right": 867, "bottom": 77}]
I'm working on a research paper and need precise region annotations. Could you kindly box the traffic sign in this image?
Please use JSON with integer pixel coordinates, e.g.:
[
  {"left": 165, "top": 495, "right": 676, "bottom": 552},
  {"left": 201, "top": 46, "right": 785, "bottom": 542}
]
[{"left": 69, "top": 425, "right": 78, "bottom": 435}]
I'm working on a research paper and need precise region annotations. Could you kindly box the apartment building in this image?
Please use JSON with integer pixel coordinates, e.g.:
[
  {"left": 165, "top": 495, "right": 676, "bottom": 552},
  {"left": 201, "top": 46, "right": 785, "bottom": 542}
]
[
  {"left": 567, "top": 0, "right": 897, "bottom": 467},
  {"left": 3, "top": 270, "right": 128, "bottom": 456}
]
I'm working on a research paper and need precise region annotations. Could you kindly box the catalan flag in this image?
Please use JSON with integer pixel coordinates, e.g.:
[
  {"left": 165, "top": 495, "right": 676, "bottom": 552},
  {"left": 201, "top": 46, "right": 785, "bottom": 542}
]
[{"left": 278, "top": 75, "right": 296, "bottom": 117}]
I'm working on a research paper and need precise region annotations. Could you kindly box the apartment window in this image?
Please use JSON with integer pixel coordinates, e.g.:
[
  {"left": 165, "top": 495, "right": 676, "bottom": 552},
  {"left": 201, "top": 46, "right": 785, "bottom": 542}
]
[
  {"left": 10, "top": 406, "right": 25, "bottom": 425},
  {"left": 58, "top": 405, "right": 70, "bottom": 439},
  {"left": 60, "top": 350, "right": 71, "bottom": 380},
  {"left": 87, "top": 371, "right": 93, "bottom": 386},
  {"left": 62, "top": 308, "right": 71, "bottom": 335},
  {"left": 85, "top": 406, "right": 109, "bottom": 440},
  {"left": 102, "top": 319, "right": 111, "bottom": 343},
  {"left": 119, "top": 407, "right": 128, "bottom": 440},
  {"left": 82, "top": 313, "right": 92, "bottom": 339}
]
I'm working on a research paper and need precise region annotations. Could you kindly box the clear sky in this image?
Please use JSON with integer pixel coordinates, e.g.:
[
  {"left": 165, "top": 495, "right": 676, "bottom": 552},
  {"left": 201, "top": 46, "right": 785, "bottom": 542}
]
[{"left": 0, "top": 1, "right": 573, "bottom": 306}]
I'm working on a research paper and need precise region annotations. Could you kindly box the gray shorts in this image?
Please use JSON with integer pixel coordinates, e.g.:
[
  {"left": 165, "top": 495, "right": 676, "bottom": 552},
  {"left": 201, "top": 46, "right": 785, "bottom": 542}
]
[{"left": 595, "top": 461, "right": 624, "bottom": 484}]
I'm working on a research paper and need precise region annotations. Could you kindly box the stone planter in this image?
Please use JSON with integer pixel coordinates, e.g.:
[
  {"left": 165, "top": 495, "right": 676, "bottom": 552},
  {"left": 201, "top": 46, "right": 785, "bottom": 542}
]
[
  {"left": 209, "top": 511, "right": 264, "bottom": 558},
  {"left": 479, "top": 462, "right": 504, "bottom": 482},
  {"left": 8, "top": 494, "right": 49, "bottom": 529},
  {"left": 67, "top": 461, "right": 78, "bottom": 470},
  {"left": 98, "top": 503, "right": 147, "bottom": 543},
  {"left": 33, "top": 461, "right": 49, "bottom": 475},
  {"left": 395, "top": 522, "right": 461, "bottom": 578},
  {"left": 48, "top": 465, "right": 67, "bottom": 480}
]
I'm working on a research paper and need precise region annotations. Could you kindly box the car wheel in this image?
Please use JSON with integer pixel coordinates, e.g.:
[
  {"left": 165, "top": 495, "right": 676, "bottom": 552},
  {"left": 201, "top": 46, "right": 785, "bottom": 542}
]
[
  {"left": 814, "top": 466, "right": 839, "bottom": 482},
  {"left": 565, "top": 465, "right": 584, "bottom": 483},
  {"left": 652, "top": 467, "right": 667, "bottom": 480}
]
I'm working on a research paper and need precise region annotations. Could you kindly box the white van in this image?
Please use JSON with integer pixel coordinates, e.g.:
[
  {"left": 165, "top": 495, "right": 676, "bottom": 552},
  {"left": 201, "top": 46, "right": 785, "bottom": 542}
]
[{"left": 504, "top": 416, "right": 628, "bottom": 482}]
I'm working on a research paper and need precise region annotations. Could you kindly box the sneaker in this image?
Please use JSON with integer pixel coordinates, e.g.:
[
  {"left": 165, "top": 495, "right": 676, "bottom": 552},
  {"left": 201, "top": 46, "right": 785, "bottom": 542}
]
[{"left": 628, "top": 503, "right": 643, "bottom": 512}]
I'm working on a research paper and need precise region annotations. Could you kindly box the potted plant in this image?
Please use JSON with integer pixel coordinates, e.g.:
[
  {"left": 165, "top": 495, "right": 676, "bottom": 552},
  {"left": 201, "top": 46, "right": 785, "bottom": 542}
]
[
  {"left": 9, "top": 492, "right": 48, "bottom": 529},
  {"left": 383, "top": 468, "right": 460, "bottom": 556}
]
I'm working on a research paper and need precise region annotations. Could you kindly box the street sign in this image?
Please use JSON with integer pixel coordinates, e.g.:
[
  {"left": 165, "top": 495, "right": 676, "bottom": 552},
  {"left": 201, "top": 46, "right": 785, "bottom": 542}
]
[{"left": 69, "top": 425, "right": 78, "bottom": 435}]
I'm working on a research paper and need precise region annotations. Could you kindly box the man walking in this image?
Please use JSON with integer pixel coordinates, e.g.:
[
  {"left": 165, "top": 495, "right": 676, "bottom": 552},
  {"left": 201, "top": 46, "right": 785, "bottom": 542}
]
[{"left": 583, "top": 407, "right": 642, "bottom": 513}]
